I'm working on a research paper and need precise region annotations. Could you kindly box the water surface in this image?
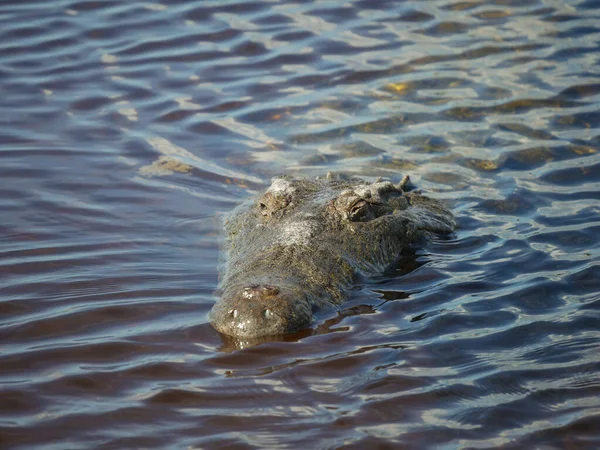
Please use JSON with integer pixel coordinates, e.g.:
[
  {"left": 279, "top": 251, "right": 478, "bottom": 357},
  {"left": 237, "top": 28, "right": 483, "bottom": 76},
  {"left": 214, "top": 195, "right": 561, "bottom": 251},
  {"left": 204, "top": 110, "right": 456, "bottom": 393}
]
[{"left": 1, "top": 0, "right": 599, "bottom": 448}]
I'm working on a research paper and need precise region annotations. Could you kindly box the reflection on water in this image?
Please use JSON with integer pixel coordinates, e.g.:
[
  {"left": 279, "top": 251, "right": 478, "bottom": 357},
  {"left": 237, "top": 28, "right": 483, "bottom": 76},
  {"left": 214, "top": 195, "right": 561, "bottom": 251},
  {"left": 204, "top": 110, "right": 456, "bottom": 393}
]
[{"left": 1, "top": 0, "right": 599, "bottom": 448}]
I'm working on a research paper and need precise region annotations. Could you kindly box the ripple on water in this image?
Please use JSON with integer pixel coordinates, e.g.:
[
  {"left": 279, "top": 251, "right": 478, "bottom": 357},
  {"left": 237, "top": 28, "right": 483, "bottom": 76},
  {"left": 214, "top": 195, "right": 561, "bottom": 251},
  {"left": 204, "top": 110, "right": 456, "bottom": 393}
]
[{"left": 1, "top": 0, "right": 600, "bottom": 448}]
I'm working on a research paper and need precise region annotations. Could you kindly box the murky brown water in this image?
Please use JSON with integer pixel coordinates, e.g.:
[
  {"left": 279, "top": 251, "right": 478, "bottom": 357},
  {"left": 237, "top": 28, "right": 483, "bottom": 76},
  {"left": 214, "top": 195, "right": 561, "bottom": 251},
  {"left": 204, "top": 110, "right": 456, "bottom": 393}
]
[{"left": 1, "top": 0, "right": 600, "bottom": 448}]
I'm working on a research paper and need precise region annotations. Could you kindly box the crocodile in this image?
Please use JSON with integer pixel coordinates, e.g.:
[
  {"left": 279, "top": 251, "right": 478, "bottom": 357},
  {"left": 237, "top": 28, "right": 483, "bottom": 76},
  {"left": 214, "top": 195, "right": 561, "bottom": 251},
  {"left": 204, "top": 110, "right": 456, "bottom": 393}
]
[{"left": 210, "top": 174, "right": 456, "bottom": 339}]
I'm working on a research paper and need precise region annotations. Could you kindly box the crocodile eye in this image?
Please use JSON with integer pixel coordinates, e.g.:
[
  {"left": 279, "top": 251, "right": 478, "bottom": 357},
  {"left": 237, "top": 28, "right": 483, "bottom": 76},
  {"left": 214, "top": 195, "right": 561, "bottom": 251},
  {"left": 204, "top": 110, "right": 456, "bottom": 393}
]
[
  {"left": 257, "top": 192, "right": 290, "bottom": 217},
  {"left": 346, "top": 198, "right": 394, "bottom": 222},
  {"left": 229, "top": 309, "right": 239, "bottom": 319},
  {"left": 334, "top": 190, "right": 393, "bottom": 222},
  {"left": 349, "top": 199, "right": 372, "bottom": 222}
]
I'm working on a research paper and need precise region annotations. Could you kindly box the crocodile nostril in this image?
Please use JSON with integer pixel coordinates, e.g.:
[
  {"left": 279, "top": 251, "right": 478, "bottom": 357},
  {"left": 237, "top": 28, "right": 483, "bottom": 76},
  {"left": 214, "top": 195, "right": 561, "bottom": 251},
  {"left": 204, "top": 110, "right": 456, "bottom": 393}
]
[
  {"left": 263, "top": 309, "right": 273, "bottom": 319},
  {"left": 229, "top": 309, "right": 239, "bottom": 319}
]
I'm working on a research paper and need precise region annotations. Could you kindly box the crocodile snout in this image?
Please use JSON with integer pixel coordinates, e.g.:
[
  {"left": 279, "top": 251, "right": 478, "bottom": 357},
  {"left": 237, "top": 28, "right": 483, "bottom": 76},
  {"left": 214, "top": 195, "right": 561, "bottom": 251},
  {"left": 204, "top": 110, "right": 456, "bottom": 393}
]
[{"left": 210, "top": 283, "right": 312, "bottom": 339}]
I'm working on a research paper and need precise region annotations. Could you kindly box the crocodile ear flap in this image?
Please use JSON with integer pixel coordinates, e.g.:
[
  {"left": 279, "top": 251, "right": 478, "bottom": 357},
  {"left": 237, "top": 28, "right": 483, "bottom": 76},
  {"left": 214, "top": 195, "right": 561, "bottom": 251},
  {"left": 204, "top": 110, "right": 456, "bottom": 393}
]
[
  {"left": 403, "top": 207, "right": 457, "bottom": 235},
  {"left": 404, "top": 193, "right": 456, "bottom": 234}
]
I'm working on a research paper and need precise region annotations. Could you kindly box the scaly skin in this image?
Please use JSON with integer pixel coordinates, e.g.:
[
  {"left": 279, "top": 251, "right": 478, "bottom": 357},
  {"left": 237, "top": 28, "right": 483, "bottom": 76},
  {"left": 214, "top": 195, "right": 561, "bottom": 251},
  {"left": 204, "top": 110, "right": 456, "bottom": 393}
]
[{"left": 210, "top": 175, "right": 456, "bottom": 339}]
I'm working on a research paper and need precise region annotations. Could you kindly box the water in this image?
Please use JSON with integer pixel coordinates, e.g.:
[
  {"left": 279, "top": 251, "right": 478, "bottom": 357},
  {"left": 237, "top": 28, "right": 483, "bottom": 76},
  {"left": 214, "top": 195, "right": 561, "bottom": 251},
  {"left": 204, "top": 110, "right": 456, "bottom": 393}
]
[{"left": 1, "top": 0, "right": 599, "bottom": 448}]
